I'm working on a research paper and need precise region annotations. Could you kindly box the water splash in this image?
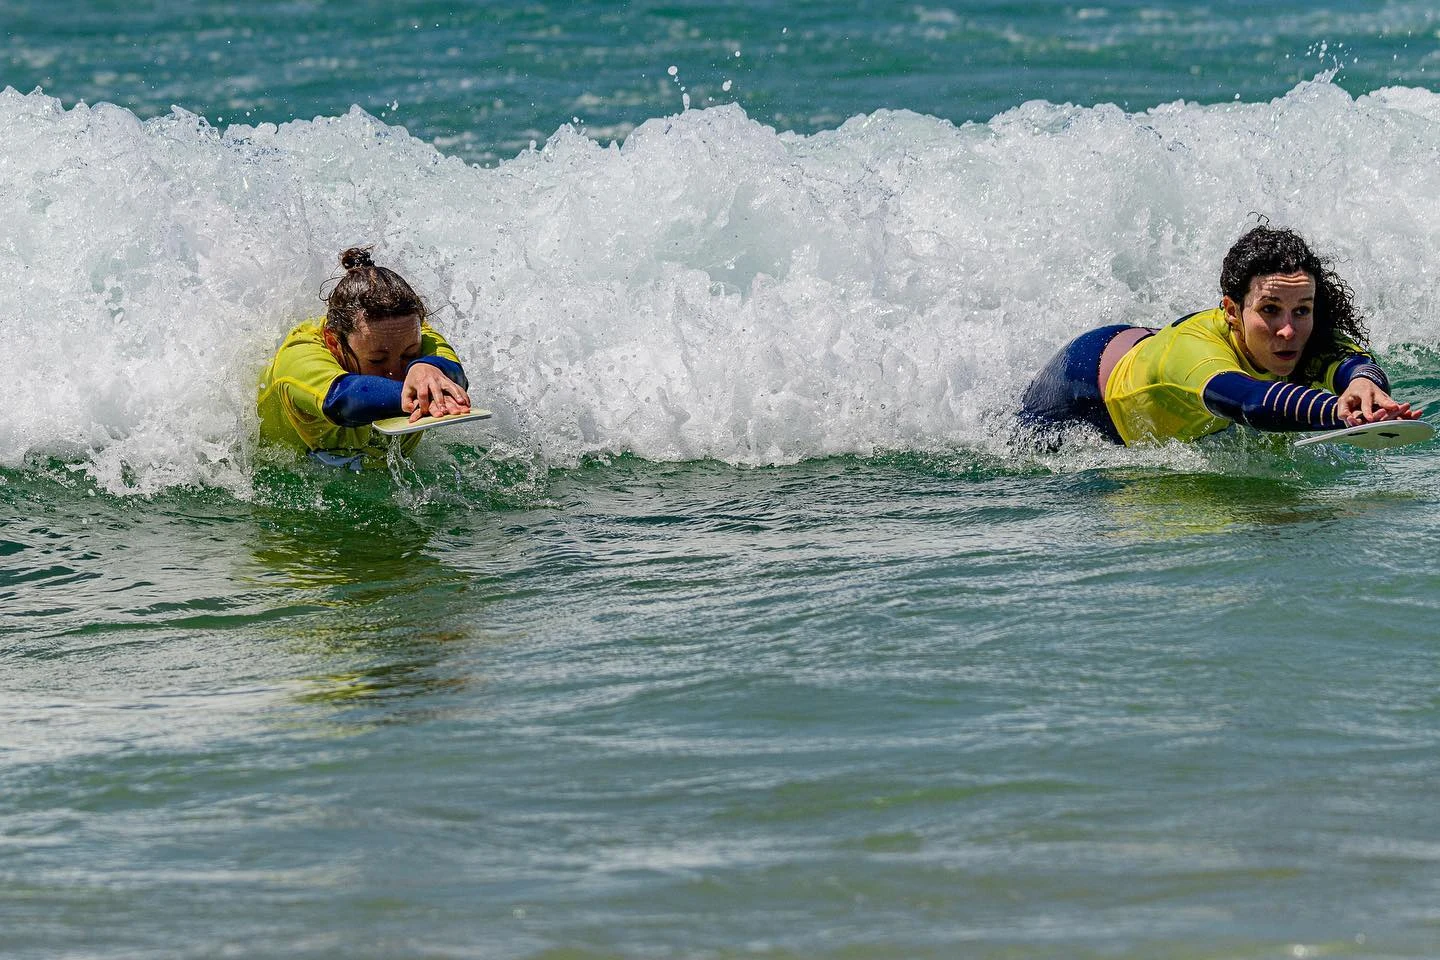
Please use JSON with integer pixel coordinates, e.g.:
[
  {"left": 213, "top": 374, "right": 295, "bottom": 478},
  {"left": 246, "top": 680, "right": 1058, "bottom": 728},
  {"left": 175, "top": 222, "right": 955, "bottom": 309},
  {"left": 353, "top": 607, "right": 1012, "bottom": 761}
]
[{"left": 3, "top": 76, "right": 1440, "bottom": 494}]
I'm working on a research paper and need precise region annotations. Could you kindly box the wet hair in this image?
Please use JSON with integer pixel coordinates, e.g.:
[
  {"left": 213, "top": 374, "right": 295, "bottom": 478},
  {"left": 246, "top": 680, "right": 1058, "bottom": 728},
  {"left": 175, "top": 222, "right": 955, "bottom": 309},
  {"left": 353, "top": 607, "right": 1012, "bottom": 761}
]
[
  {"left": 1219, "top": 226, "right": 1369, "bottom": 382},
  {"left": 323, "top": 246, "right": 428, "bottom": 342}
]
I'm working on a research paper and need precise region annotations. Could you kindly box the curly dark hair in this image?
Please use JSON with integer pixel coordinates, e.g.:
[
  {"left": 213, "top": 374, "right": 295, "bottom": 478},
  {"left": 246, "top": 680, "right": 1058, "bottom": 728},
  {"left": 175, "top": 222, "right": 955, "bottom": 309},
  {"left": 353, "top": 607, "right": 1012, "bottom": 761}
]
[{"left": 1219, "top": 226, "right": 1369, "bottom": 383}]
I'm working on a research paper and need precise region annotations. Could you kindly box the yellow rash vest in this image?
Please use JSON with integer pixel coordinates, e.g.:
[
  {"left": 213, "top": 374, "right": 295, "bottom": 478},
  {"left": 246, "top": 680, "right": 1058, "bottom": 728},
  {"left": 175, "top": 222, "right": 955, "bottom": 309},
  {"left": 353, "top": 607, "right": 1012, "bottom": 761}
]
[
  {"left": 1103, "top": 308, "right": 1366, "bottom": 444},
  {"left": 256, "top": 319, "right": 465, "bottom": 458}
]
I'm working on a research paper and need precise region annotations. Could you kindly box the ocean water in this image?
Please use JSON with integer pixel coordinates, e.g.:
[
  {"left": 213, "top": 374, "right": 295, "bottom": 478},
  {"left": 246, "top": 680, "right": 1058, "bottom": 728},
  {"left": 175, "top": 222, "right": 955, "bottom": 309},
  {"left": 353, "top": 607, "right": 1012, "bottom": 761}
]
[{"left": 5, "top": 2, "right": 1440, "bottom": 957}]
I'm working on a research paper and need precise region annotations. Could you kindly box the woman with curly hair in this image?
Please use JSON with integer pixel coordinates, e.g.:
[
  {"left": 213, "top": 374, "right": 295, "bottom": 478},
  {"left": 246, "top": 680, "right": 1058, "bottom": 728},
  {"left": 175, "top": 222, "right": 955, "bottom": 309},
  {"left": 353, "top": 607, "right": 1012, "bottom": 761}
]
[{"left": 1019, "top": 225, "right": 1421, "bottom": 445}]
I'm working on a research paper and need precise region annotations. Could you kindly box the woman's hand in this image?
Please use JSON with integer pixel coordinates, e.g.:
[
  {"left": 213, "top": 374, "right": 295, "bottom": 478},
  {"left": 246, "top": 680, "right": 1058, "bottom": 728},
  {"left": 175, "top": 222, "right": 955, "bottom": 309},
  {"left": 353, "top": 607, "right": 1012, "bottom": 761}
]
[
  {"left": 401, "top": 363, "right": 471, "bottom": 421},
  {"left": 1337, "top": 378, "right": 1423, "bottom": 426}
]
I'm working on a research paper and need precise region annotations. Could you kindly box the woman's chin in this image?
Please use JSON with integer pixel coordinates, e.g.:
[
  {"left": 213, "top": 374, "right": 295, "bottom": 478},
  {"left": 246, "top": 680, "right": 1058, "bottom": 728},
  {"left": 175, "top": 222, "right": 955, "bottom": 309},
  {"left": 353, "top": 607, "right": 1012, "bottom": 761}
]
[{"left": 1265, "top": 355, "right": 1301, "bottom": 376}]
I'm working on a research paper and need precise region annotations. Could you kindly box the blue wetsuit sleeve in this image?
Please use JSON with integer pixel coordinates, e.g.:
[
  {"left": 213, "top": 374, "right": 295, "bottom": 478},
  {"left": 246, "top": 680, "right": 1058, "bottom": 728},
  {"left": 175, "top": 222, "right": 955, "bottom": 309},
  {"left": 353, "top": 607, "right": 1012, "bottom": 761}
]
[
  {"left": 1333, "top": 354, "right": 1390, "bottom": 393},
  {"left": 408, "top": 356, "right": 469, "bottom": 390},
  {"left": 321, "top": 359, "right": 469, "bottom": 428},
  {"left": 1202, "top": 372, "right": 1345, "bottom": 432},
  {"left": 321, "top": 374, "right": 405, "bottom": 427}
]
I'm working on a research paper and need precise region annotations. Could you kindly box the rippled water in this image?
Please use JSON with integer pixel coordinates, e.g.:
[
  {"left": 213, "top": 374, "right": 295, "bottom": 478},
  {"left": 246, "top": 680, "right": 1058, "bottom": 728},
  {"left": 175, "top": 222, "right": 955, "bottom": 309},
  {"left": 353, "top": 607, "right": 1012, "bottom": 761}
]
[
  {"left": 8, "top": 435, "right": 1440, "bottom": 957},
  {"left": 6, "top": 1, "right": 1440, "bottom": 957}
]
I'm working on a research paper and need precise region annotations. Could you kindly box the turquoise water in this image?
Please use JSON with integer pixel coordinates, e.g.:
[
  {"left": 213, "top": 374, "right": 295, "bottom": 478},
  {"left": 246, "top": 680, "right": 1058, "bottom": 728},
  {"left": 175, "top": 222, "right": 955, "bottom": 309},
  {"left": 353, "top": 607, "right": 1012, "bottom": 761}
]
[
  {"left": 6, "top": 2, "right": 1440, "bottom": 957},
  {"left": 8, "top": 1, "right": 1440, "bottom": 161}
]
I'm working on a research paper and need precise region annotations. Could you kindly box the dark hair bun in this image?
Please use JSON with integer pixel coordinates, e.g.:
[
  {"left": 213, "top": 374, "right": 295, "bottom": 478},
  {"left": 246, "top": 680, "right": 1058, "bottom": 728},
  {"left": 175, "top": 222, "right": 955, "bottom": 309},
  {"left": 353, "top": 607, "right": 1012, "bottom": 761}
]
[{"left": 340, "top": 246, "right": 375, "bottom": 271}]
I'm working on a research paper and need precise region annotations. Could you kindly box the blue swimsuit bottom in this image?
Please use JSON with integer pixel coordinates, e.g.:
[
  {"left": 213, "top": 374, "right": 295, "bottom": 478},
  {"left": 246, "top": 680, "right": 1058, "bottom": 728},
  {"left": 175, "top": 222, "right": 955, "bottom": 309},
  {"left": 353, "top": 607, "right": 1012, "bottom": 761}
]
[{"left": 1018, "top": 324, "right": 1145, "bottom": 445}]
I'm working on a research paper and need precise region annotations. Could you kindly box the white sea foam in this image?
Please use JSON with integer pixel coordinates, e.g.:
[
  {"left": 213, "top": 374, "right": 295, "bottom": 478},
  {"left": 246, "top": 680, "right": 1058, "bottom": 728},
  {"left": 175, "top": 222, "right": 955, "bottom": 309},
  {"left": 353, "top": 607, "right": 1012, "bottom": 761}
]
[{"left": 2, "top": 77, "right": 1440, "bottom": 494}]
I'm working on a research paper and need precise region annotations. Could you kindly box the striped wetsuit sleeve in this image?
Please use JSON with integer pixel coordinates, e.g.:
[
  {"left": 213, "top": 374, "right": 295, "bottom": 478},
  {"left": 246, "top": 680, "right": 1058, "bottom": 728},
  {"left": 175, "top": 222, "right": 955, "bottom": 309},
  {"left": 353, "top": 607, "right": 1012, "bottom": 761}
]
[
  {"left": 1333, "top": 354, "right": 1390, "bottom": 393},
  {"left": 1202, "top": 372, "right": 1345, "bottom": 432}
]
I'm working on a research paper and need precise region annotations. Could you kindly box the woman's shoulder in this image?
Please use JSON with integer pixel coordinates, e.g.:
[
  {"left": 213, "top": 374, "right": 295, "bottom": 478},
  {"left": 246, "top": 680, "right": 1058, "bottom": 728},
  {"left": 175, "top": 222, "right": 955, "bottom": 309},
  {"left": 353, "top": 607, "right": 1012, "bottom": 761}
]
[
  {"left": 1140, "top": 307, "right": 1258, "bottom": 380},
  {"left": 265, "top": 319, "right": 340, "bottom": 379},
  {"left": 419, "top": 321, "right": 461, "bottom": 356},
  {"left": 1162, "top": 307, "right": 1239, "bottom": 354},
  {"left": 265, "top": 319, "right": 331, "bottom": 362},
  {"left": 279, "top": 317, "right": 327, "bottom": 344},
  {"left": 1172, "top": 306, "right": 1227, "bottom": 333},
  {"left": 1140, "top": 307, "right": 1229, "bottom": 353}
]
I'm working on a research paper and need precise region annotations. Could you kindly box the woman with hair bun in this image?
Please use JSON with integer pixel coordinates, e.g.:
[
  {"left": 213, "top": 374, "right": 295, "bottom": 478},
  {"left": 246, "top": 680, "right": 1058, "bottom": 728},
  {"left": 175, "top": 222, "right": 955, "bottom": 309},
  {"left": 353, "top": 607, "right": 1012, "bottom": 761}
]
[
  {"left": 257, "top": 247, "right": 471, "bottom": 463},
  {"left": 1020, "top": 225, "right": 1422, "bottom": 445}
]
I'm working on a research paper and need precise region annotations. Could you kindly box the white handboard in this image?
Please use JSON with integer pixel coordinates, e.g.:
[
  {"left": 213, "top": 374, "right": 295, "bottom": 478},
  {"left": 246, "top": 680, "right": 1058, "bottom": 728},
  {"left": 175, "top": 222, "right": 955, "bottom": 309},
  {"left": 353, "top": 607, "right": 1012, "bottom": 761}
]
[{"left": 1293, "top": 419, "right": 1434, "bottom": 450}]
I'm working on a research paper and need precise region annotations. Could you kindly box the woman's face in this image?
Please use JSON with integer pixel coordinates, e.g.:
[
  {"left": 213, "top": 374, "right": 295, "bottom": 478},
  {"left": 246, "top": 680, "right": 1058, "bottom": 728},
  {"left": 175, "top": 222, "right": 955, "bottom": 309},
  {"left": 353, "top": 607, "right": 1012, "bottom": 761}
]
[
  {"left": 326, "top": 313, "right": 422, "bottom": 380},
  {"left": 1224, "top": 271, "right": 1315, "bottom": 377}
]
